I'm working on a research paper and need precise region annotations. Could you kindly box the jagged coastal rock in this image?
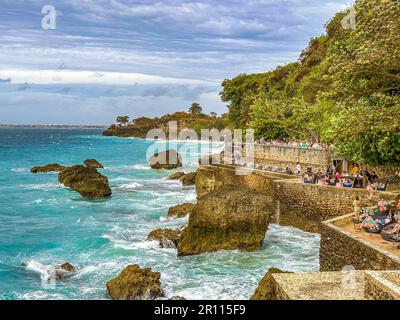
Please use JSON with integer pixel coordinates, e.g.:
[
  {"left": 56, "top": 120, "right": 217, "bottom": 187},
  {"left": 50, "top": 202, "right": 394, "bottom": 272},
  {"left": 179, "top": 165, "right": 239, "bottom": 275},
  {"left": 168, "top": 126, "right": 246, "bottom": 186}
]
[
  {"left": 31, "top": 164, "right": 66, "bottom": 173},
  {"left": 180, "top": 172, "right": 197, "bottom": 186},
  {"left": 167, "top": 203, "right": 195, "bottom": 219},
  {"left": 106, "top": 265, "right": 164, "bottom": 300},
  {"left": 84, "top": 159, "right": 104, "bottom": 169},
  {"left": 250, "top": 268, "right": 290, "bottom": 300},
  {"left": 177, "top": 185, "right": 272, "bottom": 256},
  {"left": 148, "top": 150, "right": 182, "bottom": 170},
  {"left": 57, "top": 263, "right": 77, "bottom": 273},
  {"left": 168, "top": 172, "right": 186, "bottom": 180},
  {"left": 58, "top": 165, "right": 112, "bottom": 198},
  {"left": 147, "top": 228, "right": 182, "bottom": 248}
]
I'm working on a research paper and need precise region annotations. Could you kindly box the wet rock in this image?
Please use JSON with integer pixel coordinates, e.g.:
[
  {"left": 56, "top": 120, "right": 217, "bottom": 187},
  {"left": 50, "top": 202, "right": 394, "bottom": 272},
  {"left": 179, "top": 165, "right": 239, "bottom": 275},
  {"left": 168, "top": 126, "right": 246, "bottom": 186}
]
[
  {"left": 84, "top": 159, "right": 104, "bottom": 169},
  {"left": 58, "top": 165, "right": 111, "bottom": 198},
  {"left": 57, "top": 263, "right": 77, "bottom": 273},
  {"left": 177, "top": 185, "right": 271, "bottom": 256},
  {"left": 167, "top": 203, "right": 195, "bottom": 219},
  {"left": 168, "top": 296, "right": 187, "bottom": 300},
  {"left": 180, "top": 172, "right": 197, "bottom": 186},
  {"left": 148, "top": 229, "right": 182, "bottom": 248},
  {"left": 31, "top": 164, "right": 66, "bottom": 173},
  {"left": 149, "top": 150, "right": 182, "bottom": 170},
  {"left": 250, "top": 268, "right": 291, "bottom": 300},
  {"left": 168, "top": 172, "right": 185, "bottom": 180},
  {"left": 106, "top": 264, "right": 164, "bottom": 300}
]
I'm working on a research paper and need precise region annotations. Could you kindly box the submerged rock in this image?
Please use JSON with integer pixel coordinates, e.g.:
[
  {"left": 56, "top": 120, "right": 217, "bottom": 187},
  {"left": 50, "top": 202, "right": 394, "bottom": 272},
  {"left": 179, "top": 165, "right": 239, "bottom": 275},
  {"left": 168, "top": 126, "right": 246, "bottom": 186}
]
[
  {"left": 31, "top": 164, "right": 66, "bottom": 173},
  {"left": 177, "top": 185, "right": 271, "bottom": 256},
  {"left": 148, "top": 229, "right": 182, "bottom": 248},
  {"left": 148, "top": 150, "right": 182, "bottom": 170},
  {"left": 180, "top": 172, "right": 197, "bottom": 186},
  {"left": 167, "top": 203, "right": 195, "bottom": 219},
  {"left": 58, "top": 165, "right": 112, "bottom": 198},
  {"left": 250, "top": 268, "right": 291, "bottom": 300},
  {"left": 168, "top": 172, "right": 185, "bottom": 180},
  {"left": 84, "top": 159, "right": 104, "bottom": 169},
  {"left": 106, "top": 264, "right": 164, "bottom": 300}
]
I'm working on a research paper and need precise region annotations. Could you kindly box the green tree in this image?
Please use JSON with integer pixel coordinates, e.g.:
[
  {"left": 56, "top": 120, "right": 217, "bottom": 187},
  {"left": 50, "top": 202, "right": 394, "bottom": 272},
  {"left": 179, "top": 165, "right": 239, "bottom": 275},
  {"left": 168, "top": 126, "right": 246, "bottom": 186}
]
[
  {"left": 116, "top": 116, "right": 129, "bottom": 126},
  {"left": 188, "top": 103, "right": 203, "bottom": 115}
]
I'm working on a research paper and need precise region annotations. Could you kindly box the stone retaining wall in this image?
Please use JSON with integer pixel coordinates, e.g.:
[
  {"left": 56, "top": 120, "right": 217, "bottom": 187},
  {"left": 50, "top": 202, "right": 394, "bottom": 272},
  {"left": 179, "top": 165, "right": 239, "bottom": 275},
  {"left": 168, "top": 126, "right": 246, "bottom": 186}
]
[
  {"left": 245, "top": 145, "right": 332, "bottom": 174},
  {"left": 320, "top": 214, "right": 400, "bottom": 272}
]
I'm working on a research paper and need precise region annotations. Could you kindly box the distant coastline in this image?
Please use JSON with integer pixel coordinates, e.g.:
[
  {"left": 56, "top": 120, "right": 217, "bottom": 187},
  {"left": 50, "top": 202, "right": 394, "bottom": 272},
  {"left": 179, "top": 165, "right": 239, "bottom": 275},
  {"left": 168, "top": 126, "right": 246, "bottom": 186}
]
[{"left": 0, "top": 124, "right": 107, "bottom": 129}]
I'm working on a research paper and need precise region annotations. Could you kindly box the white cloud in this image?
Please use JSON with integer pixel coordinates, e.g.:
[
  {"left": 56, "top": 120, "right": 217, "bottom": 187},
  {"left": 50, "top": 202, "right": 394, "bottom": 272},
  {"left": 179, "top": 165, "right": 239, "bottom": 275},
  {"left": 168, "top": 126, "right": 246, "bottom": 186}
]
[{"left": 0, "top": 69, "right": 206, "bottom": 85}]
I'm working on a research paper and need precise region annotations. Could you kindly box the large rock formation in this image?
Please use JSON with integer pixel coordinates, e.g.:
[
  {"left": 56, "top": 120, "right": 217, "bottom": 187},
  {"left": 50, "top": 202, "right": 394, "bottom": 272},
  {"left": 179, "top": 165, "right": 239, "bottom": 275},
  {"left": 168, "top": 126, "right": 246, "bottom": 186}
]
[
  {"left": 84, "top": 159, "right": 104, "bottom": 169},
  {"left": 167, "top": 203, "right": 195, "bottom": 219},
  {"left": 177, "top": 185, "right": 272, "bottom": 256},
  {"left": 168, "top": 172, "right": 185, "bottom": 180},
  {"left": 58, "top": 165, "right": 112, "bottom": 198},
  {"left": 250, "top": 268, "right": 290, "bottom": 300},
  {"left": 106, "top": 265, "right": 164, "bottom": 300},
  {"left": 147, "top": 229, "right": 182, "bottom": 248},
  {"left": 31, "top": 164, "right": 66, "bottom": 173},
  {"left": 180, "top": 172, "right": 197, "bottom": 186},
  {"left": 148, "top": 150, "right": 182, "bottom": 170}
]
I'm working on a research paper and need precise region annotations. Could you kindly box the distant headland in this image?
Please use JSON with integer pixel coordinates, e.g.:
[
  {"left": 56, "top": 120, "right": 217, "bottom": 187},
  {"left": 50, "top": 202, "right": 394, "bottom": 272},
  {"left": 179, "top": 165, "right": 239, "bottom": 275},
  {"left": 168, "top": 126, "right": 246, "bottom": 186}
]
[{"left": 0, "top": 124, "right": 107, "bottom": 129}]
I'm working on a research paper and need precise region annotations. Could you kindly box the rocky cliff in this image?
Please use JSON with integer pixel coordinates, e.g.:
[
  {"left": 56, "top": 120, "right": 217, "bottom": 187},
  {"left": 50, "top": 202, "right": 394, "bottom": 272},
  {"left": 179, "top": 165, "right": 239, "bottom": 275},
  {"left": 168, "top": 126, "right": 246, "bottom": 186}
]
[{"left": 177, "top": 184, "right": 272, "bottom": 256}]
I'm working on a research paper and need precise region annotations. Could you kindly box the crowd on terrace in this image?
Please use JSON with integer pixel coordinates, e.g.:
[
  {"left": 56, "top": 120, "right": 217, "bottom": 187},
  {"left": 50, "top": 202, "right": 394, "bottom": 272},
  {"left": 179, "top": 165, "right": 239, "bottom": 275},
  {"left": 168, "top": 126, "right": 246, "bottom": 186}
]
[
  {"left": 353, "top": 199, "right": 400, "bottom": 244},
  {"left": 301, "top": 164, "right": 390, "bottom": 191},
  {"left": 255, "top": 138, "right": 329, "bottom": 150}
]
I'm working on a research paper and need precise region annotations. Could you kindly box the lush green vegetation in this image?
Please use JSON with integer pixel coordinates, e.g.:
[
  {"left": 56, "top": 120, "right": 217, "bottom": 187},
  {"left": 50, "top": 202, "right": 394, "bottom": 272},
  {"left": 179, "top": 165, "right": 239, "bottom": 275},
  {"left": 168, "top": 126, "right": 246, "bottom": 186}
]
[{"left": 220, "top": 0, "right": 400, "bottom": 166}]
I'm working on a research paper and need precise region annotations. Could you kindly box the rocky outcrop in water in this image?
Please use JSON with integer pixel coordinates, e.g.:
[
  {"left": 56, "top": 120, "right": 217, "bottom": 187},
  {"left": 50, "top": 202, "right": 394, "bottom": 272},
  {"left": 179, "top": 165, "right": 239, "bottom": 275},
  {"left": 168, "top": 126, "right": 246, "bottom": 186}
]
[
  {"left": 167, "top": 203, "right": 195, "bottom": 219},
  {"left": 168, "top": 172, "right": 185, "bottom": 180},
  {"left": 250, "top": 268, "right": 291, "bottom": 300},
  {"left": 177, "top": 185, "right": 271, "bottom": 256},
  {"left": 180, "top": 172, "right": 197, "bottom": 186},
  {"left": 57, "top": 263, "right": 77, "bottom": 273},
  {"left": 31, "top": 164, "right": 66, "bottom": 173},
  {"left": 84, "top": 159, "right": 104, "bottom": 169},
  {"left": 148, "top": 150, "right": 182, "bottom": 170},
  {"left": 106, "top": 264, "right": 164, "bottom": 300},
  {"left": 58, "top": 165, "right": 112, "bottom": 198},
  {"left": 148, "top": 228, "right": 182, "bottom": 248}
]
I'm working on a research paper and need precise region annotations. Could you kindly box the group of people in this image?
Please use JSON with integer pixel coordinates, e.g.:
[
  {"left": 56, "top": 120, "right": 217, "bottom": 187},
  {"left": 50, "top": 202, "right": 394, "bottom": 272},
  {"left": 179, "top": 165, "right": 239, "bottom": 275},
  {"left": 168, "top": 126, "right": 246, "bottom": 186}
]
[
  {"left": 354, "top": 198, "right": 400, "bottom": 236},
  {"left": 255, "top": 138, "right": 329, "bottom": 150},
  {"left": 301, "top": 164, "right": 386, "bottom": 191}
]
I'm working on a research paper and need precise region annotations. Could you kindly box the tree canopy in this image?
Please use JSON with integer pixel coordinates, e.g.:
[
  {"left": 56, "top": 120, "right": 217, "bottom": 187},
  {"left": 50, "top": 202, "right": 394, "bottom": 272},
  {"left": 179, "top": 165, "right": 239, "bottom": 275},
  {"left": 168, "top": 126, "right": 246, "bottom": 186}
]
[{"left": 219, "top": 0, "right": 400, "bottom": 166}]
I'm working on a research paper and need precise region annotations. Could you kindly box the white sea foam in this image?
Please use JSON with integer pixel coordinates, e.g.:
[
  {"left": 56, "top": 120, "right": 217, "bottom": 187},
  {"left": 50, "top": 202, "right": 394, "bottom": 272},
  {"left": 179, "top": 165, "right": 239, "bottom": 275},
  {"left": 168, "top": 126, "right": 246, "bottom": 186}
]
[
  {"left": 116, "top": 182, "right": 143, "bottom": 190},
  {"left": 20, "top": 183, "right": 61, "bottom": 191}
]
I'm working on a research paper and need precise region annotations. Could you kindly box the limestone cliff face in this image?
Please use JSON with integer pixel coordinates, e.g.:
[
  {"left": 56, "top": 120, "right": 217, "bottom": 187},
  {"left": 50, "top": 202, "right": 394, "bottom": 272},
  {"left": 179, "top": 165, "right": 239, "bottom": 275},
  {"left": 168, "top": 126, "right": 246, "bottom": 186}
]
[
  {"left": 177, "top": 185, "right": 272, "bottom": 256},
  {"left": 250, "top": 268, "right": 290, "bottom": 300}
]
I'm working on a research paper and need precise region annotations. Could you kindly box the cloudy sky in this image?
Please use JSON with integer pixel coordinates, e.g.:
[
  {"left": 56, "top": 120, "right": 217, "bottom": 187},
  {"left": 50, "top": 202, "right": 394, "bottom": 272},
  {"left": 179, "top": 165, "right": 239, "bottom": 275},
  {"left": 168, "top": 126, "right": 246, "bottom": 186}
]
[{"left": 0, "top": 0, "right": 351, "bottom": 125}]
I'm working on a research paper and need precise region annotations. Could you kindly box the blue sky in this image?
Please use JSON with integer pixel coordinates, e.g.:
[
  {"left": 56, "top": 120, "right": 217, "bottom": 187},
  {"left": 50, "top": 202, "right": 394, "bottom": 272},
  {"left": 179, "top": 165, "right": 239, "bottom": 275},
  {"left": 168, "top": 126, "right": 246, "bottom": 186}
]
[{"left": 0, "top": 0, "right": 351, "bottom": 125}]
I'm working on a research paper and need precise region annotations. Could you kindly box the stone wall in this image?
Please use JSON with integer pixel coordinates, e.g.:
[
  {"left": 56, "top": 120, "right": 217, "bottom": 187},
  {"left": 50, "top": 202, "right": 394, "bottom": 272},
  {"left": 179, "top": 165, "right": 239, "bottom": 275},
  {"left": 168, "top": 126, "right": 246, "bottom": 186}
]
[
  {"left": 253, "top": 270, "right": 400, "bottom": 300},
  {"left": 244, "top": 145, "right": 332, "bottom": 173},
  {"left": 275, "top": 179, "right": 399, "bottom": 221},
  {"left": 320, "top": 214, "right": 400, "bottom": 272}
]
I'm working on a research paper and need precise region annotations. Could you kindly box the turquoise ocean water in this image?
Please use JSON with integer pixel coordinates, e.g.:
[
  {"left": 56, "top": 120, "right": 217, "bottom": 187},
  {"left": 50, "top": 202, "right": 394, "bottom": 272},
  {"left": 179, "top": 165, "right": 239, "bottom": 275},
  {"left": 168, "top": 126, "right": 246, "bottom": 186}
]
[{"left": 0, "top": 128, "right": 320, "bottom": 300}]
